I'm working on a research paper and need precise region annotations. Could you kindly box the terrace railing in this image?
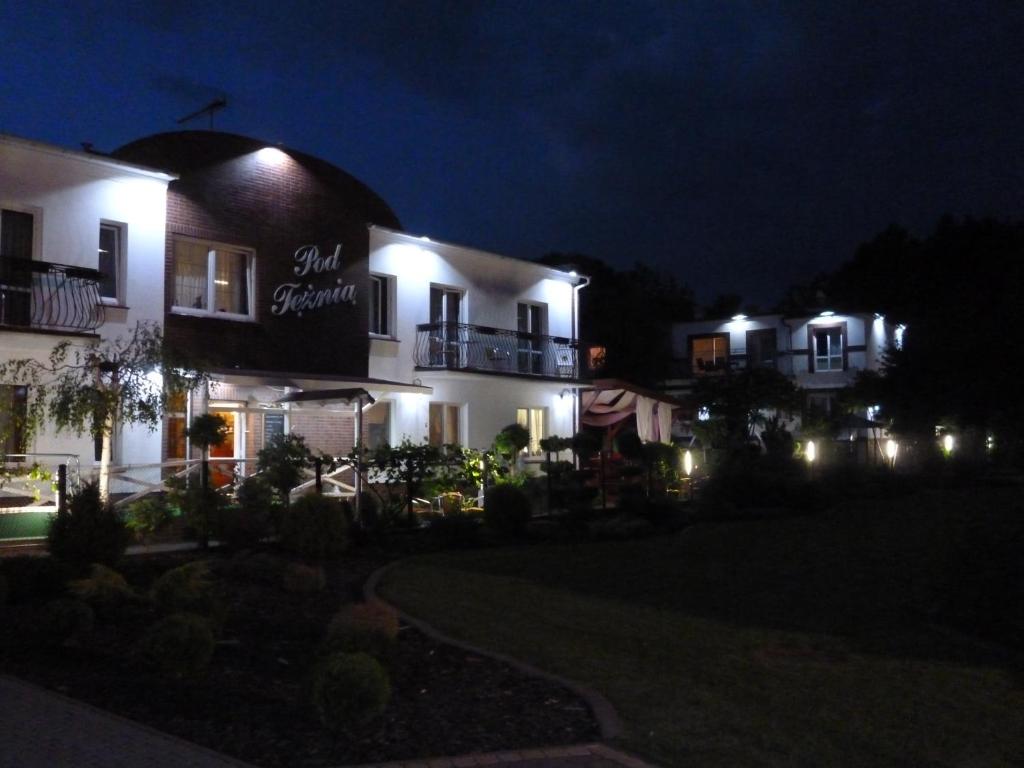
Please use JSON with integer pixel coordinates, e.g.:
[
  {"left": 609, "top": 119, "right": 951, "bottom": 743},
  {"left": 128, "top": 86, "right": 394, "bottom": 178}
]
[
  {"left": 415, "top": 321, "right": 580, "bottom": 379},
  {"left": 0, "top": 257, "right": 105, "bottom": 333}
]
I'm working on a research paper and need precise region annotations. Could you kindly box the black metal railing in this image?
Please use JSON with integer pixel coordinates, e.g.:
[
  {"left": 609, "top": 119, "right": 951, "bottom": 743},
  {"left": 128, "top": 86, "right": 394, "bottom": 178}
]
[
  {"left": 0, "top": 257, "right": 104, "bottom": 332},
  {"left": 415, "top": 322, "right": 580, "bottom": 379}
]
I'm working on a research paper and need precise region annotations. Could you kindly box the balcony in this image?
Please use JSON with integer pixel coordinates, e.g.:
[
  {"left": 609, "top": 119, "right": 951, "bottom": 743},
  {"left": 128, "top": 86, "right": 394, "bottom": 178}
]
[
  {"left": 415, "top": 322, "right": 581, "bottom": 380},
  {"left": 0, "top": 257, "right": 105, "bottom": 333}
]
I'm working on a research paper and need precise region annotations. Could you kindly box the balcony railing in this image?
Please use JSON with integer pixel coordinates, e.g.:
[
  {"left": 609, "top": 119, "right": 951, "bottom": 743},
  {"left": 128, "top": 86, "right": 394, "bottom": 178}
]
[
  {"left": 415, "top": 322, "right": 580, "bottom": 379},
  {"left": 0, "top": 257, "right": 104, "bottom": 333}
]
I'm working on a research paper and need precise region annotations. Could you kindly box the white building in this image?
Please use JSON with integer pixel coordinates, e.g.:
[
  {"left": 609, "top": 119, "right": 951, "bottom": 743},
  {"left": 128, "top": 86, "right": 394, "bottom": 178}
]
[
  {"left": 1, "top": 133, "right": 173, "bottom": 481},
  {"left": 667, "top": 310, "right": 901, "bottom": 433},
  {"left": 3, "top": 131, "right": 589, "bottom": 497}
]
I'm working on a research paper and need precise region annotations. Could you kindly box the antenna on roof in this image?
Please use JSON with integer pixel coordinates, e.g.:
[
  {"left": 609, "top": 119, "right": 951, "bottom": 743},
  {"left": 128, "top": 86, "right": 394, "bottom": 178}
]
[{"left": 176, "top": 97, "right": 227, "bottom": 130}]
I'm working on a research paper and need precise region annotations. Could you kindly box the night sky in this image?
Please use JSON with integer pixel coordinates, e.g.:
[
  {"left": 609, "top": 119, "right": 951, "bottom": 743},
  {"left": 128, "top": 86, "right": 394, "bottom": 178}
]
[{"left": 2, "top": 1, "right": 1021, "bottom": 305}]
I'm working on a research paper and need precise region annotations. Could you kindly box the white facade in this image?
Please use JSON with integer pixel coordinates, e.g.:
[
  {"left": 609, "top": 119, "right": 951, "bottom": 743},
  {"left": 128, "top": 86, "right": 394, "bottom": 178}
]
[
  {"left": 1, "top": 134, "right": 173, "bottom": 471},
  {"left": 367, "top": 227, "right": 582, "bottom": 452}
]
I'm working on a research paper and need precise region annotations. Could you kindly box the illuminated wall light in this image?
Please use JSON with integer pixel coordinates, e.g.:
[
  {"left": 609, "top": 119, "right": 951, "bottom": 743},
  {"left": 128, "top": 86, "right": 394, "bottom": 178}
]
[
  {"left": 819, "top": 310, "right": 835, "bottom": 317},
  {"left": 805, "top": 440, "right": 816, "bottom": 463},
  {"left": 683, "top": 449, "right": 693, "bottom": 477},
  {"left": 731, "top": 313, "right": 747, "bottom": 321},
  {"left": 256, "top": 146, "right": 288, "bottom": 165}
]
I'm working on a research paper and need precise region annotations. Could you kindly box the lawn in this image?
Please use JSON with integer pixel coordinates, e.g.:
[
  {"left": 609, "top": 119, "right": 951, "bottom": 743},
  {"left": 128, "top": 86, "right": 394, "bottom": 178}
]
[{"left": 378, "top": 486, "right": 1024, "bottom": 767}]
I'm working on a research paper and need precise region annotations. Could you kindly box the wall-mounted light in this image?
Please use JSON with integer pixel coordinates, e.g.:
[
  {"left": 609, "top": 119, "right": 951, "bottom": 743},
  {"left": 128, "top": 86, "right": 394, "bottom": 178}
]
[
  {"left": 731, "top": 313, "right": 747, "bottom": 321},
  {"left": 256, "top": 146, "right": 288, "bottom": 165},
  {"left": 819, "top": 310, "right": 835, "bottom": 317}
]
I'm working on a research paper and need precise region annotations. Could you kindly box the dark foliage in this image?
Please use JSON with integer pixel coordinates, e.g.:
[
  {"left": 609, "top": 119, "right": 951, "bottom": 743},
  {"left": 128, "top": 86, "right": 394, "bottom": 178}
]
[
  {"left": 279, "top": 494, "right": 349, "bottom": 560},
  {"left": 309, "top": 652, "right": 392, "bottom": 733},
  {"left": 47, "top": 480, "right": 129, "bottom": 567},
  {"left": 137, "top": 612, "right": 216, "bottom": 679},
  {"left": 483, "top": 483, "right": 532, "bottom": 539}
]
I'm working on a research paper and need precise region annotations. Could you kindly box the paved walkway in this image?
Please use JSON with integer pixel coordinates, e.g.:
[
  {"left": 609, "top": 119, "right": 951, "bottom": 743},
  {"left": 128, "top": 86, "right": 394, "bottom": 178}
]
[{"left": 0, "top": 676, "right": 654, "bottom": 768}]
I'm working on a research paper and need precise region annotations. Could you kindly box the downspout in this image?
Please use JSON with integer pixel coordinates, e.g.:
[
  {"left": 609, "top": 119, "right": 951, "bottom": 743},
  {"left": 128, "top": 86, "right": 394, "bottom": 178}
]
[{"left": 571, "top": 273, "right": 591, "bottom": 443}]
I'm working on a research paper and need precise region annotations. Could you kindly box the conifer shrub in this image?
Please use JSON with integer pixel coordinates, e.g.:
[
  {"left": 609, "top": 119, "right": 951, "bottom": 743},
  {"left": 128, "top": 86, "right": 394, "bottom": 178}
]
[
  {"left": 69, "top": 563, "right": 139, "bottom": 620},
  {"left": 138, "top": 612, "right": 215, "bottom": 679},
  {"left": 47, "top": 481, "right": 129, "bottom": 567},
  {"left": 282, "top": 562, "right": 326, "bottom": 594},
  {"left": 321, "top": 600, "right": 400, "bottom": 662},
  {"left": 483, "top": 483, "right": 532, "bottom": 538},
  {"left": 150, "top": 561, "right": 223, "bottom": 627},
  {"left": 308, "top": 652, "right": 391, "bottom": 732},
  {"left": 35, "top": 598, "right": 95, "bottom": 647},
  {"left": 279, "top": 494, "right": 349, "bottom": 560}
]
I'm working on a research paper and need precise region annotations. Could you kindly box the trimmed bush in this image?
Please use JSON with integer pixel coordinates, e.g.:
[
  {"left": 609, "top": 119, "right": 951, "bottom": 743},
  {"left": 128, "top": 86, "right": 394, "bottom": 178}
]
[
  {"left": 322, "top": 600, "right": 400, "bottom": 662},
  {"left": 68, "top": 564, "right": 139, "bottom": 620},
  {"left": 483, "top": 483, "right": 531, "bottom": 538},
  {"left": 35, "top": 598, "right": 95, "bottom": 647},
  {"left": 47, "top": 481, "right": 129, "bottom": 567},
  {"left": 150, "top": 561, "right": 223, "bottom": 626},
  {"left": 138, "top": 612, "right": 216, "bottom": 679},
  {"left": 124, "top": 495, "right": 174, "bottom": 542},
  {"left": 279, "top": 494, "right": 349, "bottom": 560},
  {"left": 283, "top": 563, "right": 326, "bottom": 594},
  {"left": 309, "top": 652, "right": 391, "bottom": 732}
]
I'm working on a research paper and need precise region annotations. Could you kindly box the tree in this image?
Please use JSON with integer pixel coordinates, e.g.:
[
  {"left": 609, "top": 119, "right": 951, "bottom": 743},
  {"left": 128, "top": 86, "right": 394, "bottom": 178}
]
[
  {"left": 0, "top": 321, "right": 207, "bottom": 500},
  {"left": 693, "top": 367, "right": 801, "bottom": 452},
  {"left": 186, "top": 413, "right": 228, "bottom": 493},
  {"left": 535, "top": 253, "right": 695, "bottom": 385},
  {"left": 256, "top": 432, "right": 314, "bottom": 508}
]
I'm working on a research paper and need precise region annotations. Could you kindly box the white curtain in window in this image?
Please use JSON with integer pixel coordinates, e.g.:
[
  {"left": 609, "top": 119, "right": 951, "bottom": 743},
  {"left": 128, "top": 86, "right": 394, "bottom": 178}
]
[
  {"left": 657, "top": 403, "right": 673, "bottom": 445},
  {"left": 636, "top": 396, "right": 656, "bottom": 442}
]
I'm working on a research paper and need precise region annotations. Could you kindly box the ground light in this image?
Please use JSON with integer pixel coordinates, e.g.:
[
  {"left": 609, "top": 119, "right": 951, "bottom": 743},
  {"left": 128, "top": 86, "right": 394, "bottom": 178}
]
[
  {"left": 942, "top": 433, "right": 955, "bottom": 456},
  {"left": 683, "top": 449, "right": 693, "bottom": 477},
  {"left": 805, "top": 440, "right": 816, "bottom": 464},
  {"left": 885, "top": 438, "right": 898, "bottom": 468}
]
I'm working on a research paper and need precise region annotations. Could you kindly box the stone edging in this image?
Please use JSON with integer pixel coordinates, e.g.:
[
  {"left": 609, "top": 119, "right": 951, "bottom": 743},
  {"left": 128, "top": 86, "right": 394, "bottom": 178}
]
[
  {"left": 343, "top": 742, "right": 658, "bottom": 768},
  {"left": 363, "top": 562, "right": 624, "bottom": 741}
]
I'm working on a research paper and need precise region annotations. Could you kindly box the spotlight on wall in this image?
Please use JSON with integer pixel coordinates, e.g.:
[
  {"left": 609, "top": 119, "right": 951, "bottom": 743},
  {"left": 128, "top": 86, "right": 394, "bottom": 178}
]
[
  {"left": 256, "top": 146, "right": 288, "bottom": 165},
  {"left": 731, "top": 313, "right": 747, "bottom": 321}
]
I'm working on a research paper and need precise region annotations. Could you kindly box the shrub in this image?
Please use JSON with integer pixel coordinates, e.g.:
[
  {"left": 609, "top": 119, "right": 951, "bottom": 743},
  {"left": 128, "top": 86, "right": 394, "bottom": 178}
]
[
  {"left": 283, "top": 563, "right": 326, "bottom": 594},
  {"left": 429, "top": 510, "right": 482, "bottom": 548},
  {"left": 220, "top": 475, "right": 276, "bottom": 549},
  {"left": 138, "top": 613, "right": 216, "bottom": 679},
  {"left": 257, "top": 433, "right": 314, "bottom": 506},
  {"left": 588, "top": 514, "right": 655, "bottom": 540},
  {"left": 124, "top": 495, "right": 174, "bottom": 542},
  {"left": 35, "top": 598, "right": 95, "bottom": 647},
  {"left": 322, "top": 600, "right": 400, "bottom": 662},
  {"left": 309, "top": 652, "right": 391, "bottom": 732},
  {"left": 68, "top": 564, "right": 139, "bottom": 620},
  {"left": 279, "top": 494, "right": 349, "bottom": 560},
  {"left": 483, "top": 483, "right": 532, "bottom": 538},
  {"left": 150, "top": 561, "right": 223, "bottom": 626},
  {"left": 47, "top": 481, "right": 129, "bottom": 567},
  {"left": 0, "top": 557, "right": 76, "bottom": 605},
  {"left": 224, "top": 550, "right": 286, "bottom": 585},
  {"left": 166, "top": 477, "right": 223, "bottom": 547}
]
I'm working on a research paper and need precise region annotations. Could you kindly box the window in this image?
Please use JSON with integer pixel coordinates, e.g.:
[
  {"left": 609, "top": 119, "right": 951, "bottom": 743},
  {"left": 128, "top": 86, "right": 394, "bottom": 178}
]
[
  {"left": 369, "top": 274, "right": 392, "bottom": 336},
  {"left": 428, "top": 402, "right": 461, "bottom": 447},
  {"left": 1, "top": 209, "right": 34, "bottom": 326},
  {"left": 516, "top": 407, "right": 546, "bottom": 456},
  {"left": 813, "top": 327, "right": 844, "bottom": 372},
  {"left": 172, "top": 238, "right": 253, "bottom": 318},
  {"left": 98, "top": 222, "right": 124, "bottom": 303},
  {"left": 746, "top": 329, "right": 777, "bottom": 369},
  {"left": 0, "top": 384, "right": 28, "bottom": 457},
  {"left": 691, "top": 334, "right": 729, "bottom": 374},
  {"left": 364, "top": 401, "right": 391, "bottom": 450},
  {"left": 517, "top": 302, "right": 546, "bottom": 374}
]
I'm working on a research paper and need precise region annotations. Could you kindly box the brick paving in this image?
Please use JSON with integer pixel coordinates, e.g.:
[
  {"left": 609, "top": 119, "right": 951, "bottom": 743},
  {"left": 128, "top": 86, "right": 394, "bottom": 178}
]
[{"left": 0, "top": 676, "right": 657, "bottom": 768}]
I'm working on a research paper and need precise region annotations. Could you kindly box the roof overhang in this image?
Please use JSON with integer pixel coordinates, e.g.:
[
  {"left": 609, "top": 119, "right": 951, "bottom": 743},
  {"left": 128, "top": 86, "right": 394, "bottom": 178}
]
[{"left": 209, "top": 368, "right": 433, "bottom": 395}]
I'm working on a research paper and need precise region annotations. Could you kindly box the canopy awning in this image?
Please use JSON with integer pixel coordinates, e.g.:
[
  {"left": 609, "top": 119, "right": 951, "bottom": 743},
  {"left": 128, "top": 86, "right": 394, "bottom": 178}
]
[
  {"left": 274, "top": 388, "right": 374, "bottom": 409},
  {"left": 579, "top": 379, "right": 688, "bottom": 442},
  {"left": 210, "top": 367, "right": 433, "bottom": 395}
]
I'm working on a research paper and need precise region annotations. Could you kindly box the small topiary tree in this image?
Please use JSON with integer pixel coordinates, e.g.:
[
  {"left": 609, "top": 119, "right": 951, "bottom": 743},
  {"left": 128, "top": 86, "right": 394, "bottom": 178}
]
[
  {"left": 321, "top": 600, "right": 400, "bottom": 662},
  {"left": 47, "top": 480, "right": 129, "bottom": 568},
  {"left": 257, "top": 432, "right": 314, "bottom": 508},
  {"left": 150, "top": 561, "right": 223, "bottom": 627},
  {"left": 186, "top": 413, "right": 228, "bottom": 493},
  {"left": 308, "top": 652, "right": 391, "bottom": 733},
  {"left": 483, "top": 483, "right": 532, "bottom": 539},
  {"left": 494, "top": 423, "right": 530, "bottom": 475},
  {"left": 68, "top": 563, "right": 139, "bottom": 620}
]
